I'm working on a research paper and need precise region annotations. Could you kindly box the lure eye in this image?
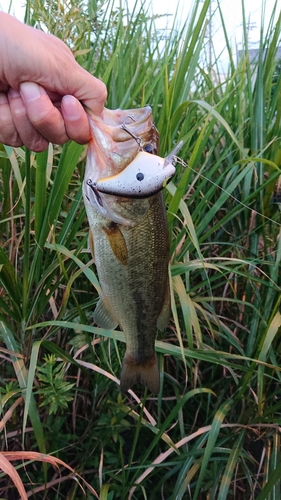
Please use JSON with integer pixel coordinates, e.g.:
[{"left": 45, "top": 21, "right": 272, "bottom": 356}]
[
  {"left": 143, "top": 144, "right": 155, "bottom": 154},
  {"left": 136, "top": 172, "right": 144, "bottom": 181}
]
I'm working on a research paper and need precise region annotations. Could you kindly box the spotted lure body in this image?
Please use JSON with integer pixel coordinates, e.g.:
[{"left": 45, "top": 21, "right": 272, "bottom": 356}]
[
  {"left": 95, "top": 147, "right": 180, "bottom": 198},
  {"left": 83, "top": 106, "right": 177, "bottom": 393}
]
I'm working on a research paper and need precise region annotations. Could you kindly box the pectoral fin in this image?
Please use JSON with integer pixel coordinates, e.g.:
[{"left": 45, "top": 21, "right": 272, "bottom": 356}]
[
  {"left": 102, "top": 223, "right": 128, "bottom": 266},
  {"left": 94, "top": 295, "right": 118, "bottom": 330},
  {"left": 157, "top": 279, "right": 171, "bottom": 331}
]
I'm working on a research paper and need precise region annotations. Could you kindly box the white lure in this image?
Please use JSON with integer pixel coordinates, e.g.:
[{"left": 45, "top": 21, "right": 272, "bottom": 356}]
[{"left": 94, "top": 141, "right": 183, "bottom": 198}]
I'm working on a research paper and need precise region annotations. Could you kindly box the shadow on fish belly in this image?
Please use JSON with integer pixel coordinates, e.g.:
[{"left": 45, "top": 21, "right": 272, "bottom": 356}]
[{"left": 120, "top": 351, "right": 159, "bottom": 394}]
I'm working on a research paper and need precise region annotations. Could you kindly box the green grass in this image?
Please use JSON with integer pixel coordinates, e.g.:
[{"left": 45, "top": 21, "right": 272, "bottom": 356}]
[{"left": 1, "top": 0, "right": 281, "bottom": 498}]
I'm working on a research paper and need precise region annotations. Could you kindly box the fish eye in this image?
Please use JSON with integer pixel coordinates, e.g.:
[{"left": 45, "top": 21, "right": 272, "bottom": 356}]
[
  {"left": 143, "top": 144, "right": 155, "bottom": 154},
  {"left": 136, "top": 172, "right": 144, "bottom": 181}
]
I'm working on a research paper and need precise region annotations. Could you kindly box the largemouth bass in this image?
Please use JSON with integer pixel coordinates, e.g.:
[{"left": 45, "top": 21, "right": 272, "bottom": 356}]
[{"left": 83, "top": 106, "right": 176, "bottom": 394}]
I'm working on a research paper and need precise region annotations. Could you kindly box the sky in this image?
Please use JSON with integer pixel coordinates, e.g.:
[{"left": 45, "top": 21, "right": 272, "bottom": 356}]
[
  {"left": 141, "top": 0, "right": 281, "bottom": 72},
  {"left": 1, "top": 0, "right": 280, "bottom": 71}
]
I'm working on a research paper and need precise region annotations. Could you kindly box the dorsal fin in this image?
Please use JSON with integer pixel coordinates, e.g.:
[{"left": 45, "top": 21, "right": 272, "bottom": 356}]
[{"left": 157, "top": 279, "right": 171, "bottom": 331}]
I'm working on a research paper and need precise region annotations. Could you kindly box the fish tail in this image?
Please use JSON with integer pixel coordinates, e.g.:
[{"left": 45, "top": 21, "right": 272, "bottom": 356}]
[{"left": 120, "top": 352, "right": 160, "bottom": 394}]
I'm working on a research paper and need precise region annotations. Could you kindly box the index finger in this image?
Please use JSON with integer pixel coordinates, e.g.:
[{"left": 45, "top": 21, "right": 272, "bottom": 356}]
[{"left": 67, "top": 68, "right": 107, "bottom": 116}]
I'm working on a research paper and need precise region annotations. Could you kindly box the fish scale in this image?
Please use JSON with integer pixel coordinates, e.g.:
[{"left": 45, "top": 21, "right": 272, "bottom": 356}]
[{"left": 85, "top": 192, "right": 170, "bottom": 393}]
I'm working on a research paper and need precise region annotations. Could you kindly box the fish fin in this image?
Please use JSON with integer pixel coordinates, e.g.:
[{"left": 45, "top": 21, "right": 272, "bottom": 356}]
[
  {"left": 102, "top": 224, "right": 128, "bottom": 265},
  {"left": 94, "top": 295, "right": 118, "bottom": 330},
  {"left": 120, "top": 352, "right": 160, "bottom": 394},
  {"left": 157, "top": 280, "right": 171, "bottom": 331},
  {"left": 88, "top": 230, "right": 95, "bottom": 261}
]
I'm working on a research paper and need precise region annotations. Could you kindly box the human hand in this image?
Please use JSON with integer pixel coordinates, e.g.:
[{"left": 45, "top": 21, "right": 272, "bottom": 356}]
[{"left": 0, "top": 12, "right": 107, "bottom": 151}]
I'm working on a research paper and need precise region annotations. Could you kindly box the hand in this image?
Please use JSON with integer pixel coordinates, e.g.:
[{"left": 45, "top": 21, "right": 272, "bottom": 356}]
[{"left": 0, "top": 12, "right": 107, "bottom": 151}]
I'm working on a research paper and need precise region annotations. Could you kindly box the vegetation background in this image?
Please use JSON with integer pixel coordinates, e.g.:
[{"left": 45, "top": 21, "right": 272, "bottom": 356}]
[{"left": 1, "top": 0, "right": 281, "bottom": 498}]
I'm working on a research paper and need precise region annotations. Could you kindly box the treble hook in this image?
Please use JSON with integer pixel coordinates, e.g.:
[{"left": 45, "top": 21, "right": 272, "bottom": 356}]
[
  {"left": 86, "top": 178, "right": 104, "bottom": 207},
  {"left": 120, "top": 115, "right": 143, "bottom": 149},
  {"left": 123, "top": 114, "right": 136, "bottom": 125}
]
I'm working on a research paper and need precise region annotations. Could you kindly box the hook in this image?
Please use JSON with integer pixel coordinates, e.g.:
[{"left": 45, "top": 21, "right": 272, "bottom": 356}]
[{"left": 120, "top": 115, "right": 142, "bottom": 148}]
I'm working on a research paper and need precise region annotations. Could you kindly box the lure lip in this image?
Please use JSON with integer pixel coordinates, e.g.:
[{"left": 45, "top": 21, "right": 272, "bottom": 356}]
[
  {"left": 89, "top": 141, "right": 183, "bottom": 199},
  {"left": 163, "top": 140, "right": 183, "bottom": 167}
]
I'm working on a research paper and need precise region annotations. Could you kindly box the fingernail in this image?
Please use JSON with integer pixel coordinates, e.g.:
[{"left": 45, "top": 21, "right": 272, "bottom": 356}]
[
  {"left": 62, "top": 95, "right": 81, "bottom": 121},
  {"left": 20, "top": 82, "right": 43, "bottom": 103},
  {"left": 8, "top": 88, "right": 21, "bottom": 99}
]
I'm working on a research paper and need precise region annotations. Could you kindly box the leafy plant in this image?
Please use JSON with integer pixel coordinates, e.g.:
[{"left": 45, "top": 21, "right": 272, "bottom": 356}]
[{"left": 36, "top": 354, "right": 75, "bottom": 415}]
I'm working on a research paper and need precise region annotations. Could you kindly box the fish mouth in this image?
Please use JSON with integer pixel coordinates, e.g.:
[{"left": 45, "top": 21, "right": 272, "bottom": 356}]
[
  {"left": 86, "top": 106, "right": 159, "bottom": 176},
  {"left": 83, "top": 105, "right": 162, "bottom": 223},
  {"left": 100, "top": 106, "right": 157, "bottom": 143},
  {"left": 84, "top": 105, "right": 160, "bottom": 198}
]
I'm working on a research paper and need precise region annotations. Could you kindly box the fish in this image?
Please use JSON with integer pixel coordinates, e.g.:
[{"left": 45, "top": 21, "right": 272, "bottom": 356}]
[{"left": 83, "top": 106, "right": 177, "bottom": 394}]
